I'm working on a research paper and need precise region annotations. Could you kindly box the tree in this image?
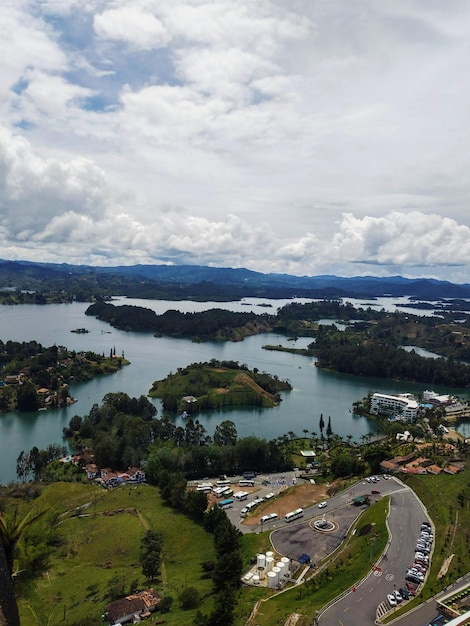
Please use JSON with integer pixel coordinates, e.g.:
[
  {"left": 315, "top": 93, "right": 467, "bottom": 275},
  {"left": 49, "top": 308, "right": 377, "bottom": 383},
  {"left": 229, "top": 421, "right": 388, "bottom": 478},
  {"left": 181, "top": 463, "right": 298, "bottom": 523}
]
[
  {"left": 0, "top": 540, "right": 20, "bottom": 626},
  {"left": 326, "top": 416, "right": 333, "bottom": 443},
  {"left": 16, "top": 451, "right": 32, "bottom": 483},
  {"left": 179, "top": 586, "right": 201, "bottom": 610},
  {"left": 16, "top": 382, "right": 39, "bottom": 412},
  {"left": 213, "top": 420, "right": 237, "bottom": 447},
  {"left": 0, "top": 506, "right": 47, "bottom": 575},
  {"left": 319, "top": 413, "right": 325, "bottom": 439},
  {"left": 140, "top": 530, "right": 163, "bottom": 580}
]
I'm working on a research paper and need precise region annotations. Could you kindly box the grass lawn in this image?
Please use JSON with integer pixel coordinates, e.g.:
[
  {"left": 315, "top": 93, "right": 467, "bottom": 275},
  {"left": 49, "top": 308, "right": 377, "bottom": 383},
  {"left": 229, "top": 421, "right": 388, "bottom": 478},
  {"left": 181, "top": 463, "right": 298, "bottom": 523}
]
[{"left": 13, "top": 482, "right": 217, "bottom": 626}]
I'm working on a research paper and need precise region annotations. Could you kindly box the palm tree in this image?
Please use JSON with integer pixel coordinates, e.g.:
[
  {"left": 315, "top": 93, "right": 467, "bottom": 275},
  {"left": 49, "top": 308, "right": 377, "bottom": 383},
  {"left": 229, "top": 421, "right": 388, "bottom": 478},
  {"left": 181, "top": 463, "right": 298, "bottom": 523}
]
[
  {"left": 0, "top": 506, "right": 45, "bottom": 626},
  {"left": 0, "top": 539, "right": 20, "bottom": 626},
  {"left": 0, "top": 506, "right": 47, "bottom": 574}
]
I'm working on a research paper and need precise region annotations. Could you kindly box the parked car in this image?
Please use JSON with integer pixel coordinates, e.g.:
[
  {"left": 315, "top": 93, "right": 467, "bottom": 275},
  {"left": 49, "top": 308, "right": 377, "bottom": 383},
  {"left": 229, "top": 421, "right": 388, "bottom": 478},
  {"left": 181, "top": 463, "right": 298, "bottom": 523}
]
[
  {"left": 371, "top": 489, "right": 381, "bottom": 494},
  {"left": 399, "top": 587, "right": 410, "bottom": 600},
  {"left": 405, "top": 581, "right": 417, "bottom": 595},
  {"left": 394, "top": 589, "right": 403, "bottom": 603},
  {"left": 318, "top": 501, "right": 327, "bottom": 508},
  {"left": 387, "top": 594, "right": 397, "bottom": 606}
]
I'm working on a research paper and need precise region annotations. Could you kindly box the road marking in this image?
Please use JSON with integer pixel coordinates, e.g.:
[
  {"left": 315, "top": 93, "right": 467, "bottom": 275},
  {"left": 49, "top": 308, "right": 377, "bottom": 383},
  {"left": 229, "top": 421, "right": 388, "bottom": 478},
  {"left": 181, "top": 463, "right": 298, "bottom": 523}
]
[
  {"left": 374, "top": 570, "right": 383, "bottom": 577},
  {"left": 385, "top": 573, "right": 394, "bottom": 581}
]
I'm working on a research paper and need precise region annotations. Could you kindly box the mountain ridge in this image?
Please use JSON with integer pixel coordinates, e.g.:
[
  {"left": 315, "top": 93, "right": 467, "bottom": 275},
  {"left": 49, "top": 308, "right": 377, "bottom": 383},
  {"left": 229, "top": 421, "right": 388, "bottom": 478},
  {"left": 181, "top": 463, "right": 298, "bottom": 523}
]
[{"left": 1, "top": 259, "right": 469, "bottom": 300}]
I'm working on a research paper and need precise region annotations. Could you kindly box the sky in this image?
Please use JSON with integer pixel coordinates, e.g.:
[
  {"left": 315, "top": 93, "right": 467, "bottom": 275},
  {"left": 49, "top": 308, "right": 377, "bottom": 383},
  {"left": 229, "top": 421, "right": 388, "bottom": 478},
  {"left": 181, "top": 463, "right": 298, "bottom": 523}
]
[{"left": 1, "top": 0, "right": 470, "bottom": 282}]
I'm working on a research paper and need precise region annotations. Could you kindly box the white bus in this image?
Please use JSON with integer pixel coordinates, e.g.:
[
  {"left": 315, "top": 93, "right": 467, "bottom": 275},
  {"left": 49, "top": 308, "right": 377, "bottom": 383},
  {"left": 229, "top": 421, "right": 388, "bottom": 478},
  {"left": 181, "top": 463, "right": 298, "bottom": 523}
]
[
  {"left": 240, "top": 500, "right": 262, "bottom": 517},
  {"left": 234, "top": 491, "right": 249, "bottom": 501},
  {"left": 284, "top": 508, "right": 304, "bottom": 523},
  {"left": 196, "top": 484, "right": 212, "bottom": 493},
  {"left": 216, "top": 479, "right": 231, "bottom": 487},
  {"left": 213, "top": 486, "right": 231, "bottom": 498},
  {"left": 239, "top": 479, "right": 255, "bottom": 487}
]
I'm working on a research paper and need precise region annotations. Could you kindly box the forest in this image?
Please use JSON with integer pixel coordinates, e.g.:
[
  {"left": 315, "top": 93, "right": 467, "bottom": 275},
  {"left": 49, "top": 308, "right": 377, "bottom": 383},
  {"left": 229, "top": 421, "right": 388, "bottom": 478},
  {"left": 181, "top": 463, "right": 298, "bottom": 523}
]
[
  {"left": 56, "top": 392, "right": 291, "bottom": 480},
  {"left": 86, "top": 301, "right": 274, "bottom": 340}
]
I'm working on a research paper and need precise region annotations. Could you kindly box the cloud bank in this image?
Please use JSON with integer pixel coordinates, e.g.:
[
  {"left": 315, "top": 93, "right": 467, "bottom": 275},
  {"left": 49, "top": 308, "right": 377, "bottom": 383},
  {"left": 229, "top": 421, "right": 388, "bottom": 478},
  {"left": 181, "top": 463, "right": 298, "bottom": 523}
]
[{"left": 1, "top": 1, "right": 470, "bottom": 282}]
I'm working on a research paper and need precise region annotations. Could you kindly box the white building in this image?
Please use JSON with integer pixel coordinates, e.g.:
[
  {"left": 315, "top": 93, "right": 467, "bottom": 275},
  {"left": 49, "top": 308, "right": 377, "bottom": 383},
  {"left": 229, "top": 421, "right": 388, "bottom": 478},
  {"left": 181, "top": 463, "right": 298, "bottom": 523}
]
[
  {"left": 422, "top": 390, "right": 451, "bottom": 405},
  {"left": 370, "top": 393, "right": 418, "bottom": 421}
]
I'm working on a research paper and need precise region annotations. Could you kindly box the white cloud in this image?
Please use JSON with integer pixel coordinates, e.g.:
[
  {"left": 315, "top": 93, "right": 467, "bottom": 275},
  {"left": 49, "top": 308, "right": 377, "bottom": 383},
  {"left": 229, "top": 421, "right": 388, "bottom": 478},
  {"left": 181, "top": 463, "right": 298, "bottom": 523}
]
[
  {"left": 332, "top": 212, "right": 470, "bottom": 267},
  {"left": 94, "top": 6, "right": 171, "bottom": 50},
  {"left": 0, "top": 1, "right": 470, "bottom": 281}
]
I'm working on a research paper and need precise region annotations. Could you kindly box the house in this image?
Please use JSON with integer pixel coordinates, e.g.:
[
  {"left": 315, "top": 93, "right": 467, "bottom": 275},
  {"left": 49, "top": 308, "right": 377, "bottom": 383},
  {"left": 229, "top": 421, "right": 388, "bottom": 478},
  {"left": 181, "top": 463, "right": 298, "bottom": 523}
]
[
  {"left": 84, "top": 463, "right": 99, "bottom": 479},
  {"left": 105, "top": 589, "right": 160, "bottom": 625},
  {"left": 123, "top": 467, "right": 146, "bottom": 483}
]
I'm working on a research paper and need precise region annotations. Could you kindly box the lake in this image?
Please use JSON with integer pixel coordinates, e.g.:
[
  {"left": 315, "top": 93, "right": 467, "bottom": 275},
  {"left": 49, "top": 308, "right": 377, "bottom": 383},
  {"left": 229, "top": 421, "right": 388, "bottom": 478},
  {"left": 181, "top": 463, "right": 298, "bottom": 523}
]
[{"left": 0, "top": 297, "right": 467, "bottom": 485}]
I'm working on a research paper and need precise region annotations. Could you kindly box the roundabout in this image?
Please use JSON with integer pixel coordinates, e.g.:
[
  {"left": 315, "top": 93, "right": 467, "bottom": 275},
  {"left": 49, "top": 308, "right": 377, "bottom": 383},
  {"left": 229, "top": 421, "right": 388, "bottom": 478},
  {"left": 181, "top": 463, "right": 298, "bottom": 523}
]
[{"left": 311, "top": 514, "right": 337, "bottom": 533}]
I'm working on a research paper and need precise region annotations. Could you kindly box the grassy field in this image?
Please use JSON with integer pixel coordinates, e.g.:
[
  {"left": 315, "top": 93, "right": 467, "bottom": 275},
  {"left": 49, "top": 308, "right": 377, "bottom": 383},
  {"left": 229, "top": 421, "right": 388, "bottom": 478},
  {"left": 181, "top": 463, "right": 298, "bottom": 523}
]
[
  {"left": 10, "top": 456, "right": 470, "bottom": 626},
  {"left": 13, "top": 483, "right": 217, "bottom": 626}
]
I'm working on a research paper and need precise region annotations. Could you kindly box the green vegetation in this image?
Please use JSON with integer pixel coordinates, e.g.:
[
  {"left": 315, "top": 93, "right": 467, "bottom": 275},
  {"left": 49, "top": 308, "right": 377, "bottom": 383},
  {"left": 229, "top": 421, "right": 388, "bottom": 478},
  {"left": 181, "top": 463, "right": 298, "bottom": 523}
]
[
  {"left": 86, "top": 301, "right": 274, "bottom": 340},
  {"left": 148, "top": 359, "right": 292, "bottom": 414},
  {"left": 6, "top": 428, "right": 470, "bottom": 625},
  {"left": 0, "top": 341, "right": 128, "bottom": 413},
  {"left": 0, "top": 482, "right": 217, "bottom": 626}
]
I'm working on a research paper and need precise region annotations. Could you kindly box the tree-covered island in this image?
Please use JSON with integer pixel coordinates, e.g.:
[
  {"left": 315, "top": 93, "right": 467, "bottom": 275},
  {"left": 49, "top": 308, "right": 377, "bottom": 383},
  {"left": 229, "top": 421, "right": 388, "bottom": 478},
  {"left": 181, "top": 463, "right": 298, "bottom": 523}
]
[
  {"left": 85, "top": 299, "right": 470, "bottom": 387},
  {"left": 86, "top": 301, "right": 274, "bottom": 341},
  {"left": 0, "top": 341, "right": 128, "bottom": 412},
  {"left": 148, "top": 359, "right": 292, "bottom": 415}
]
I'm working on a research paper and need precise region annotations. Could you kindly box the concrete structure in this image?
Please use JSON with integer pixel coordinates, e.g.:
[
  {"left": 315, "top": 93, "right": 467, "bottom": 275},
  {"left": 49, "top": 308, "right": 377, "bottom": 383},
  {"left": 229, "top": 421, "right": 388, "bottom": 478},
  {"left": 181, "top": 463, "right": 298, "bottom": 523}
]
[{"left": 370, "top": 393, "right": 418, "bottom": 421}]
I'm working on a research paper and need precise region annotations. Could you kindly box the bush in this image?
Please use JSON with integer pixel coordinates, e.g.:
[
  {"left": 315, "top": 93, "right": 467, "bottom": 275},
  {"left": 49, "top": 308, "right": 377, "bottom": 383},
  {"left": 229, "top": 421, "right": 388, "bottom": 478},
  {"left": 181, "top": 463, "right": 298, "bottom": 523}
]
[{"left": 179, "top": 586, "right": 201, "bottom": 610}]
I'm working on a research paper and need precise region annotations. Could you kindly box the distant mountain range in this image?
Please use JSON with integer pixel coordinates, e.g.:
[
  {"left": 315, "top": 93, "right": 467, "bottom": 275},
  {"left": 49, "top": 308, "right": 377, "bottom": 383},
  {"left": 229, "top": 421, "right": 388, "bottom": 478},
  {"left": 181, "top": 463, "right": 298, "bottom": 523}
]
[{"left": 1, "top": 259, "right": 470, "bottom": 300}]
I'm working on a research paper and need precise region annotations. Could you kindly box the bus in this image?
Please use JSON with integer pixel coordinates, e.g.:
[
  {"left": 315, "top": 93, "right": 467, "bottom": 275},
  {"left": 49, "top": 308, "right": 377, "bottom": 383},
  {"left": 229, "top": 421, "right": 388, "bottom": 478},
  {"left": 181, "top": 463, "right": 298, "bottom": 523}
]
[
  {"left": 213, "top": 486, "right": 231, "bottom": 498},
  {"left": 234, "top": 491, "right": 249, "bottom": 501},
  {"left": 196, "top": 484, "right": 212, "bottom": 493},
  {"left": 240, "top": 500, "right": 261, "bottom": 517},
  {"left": 219, "top": 498, "right": 234, "bottom": 509},
  {"left": 239, "top": 479, "right": 255, "bottom": 487},
  {"left": 284, "top": 508, "right": 304, "bottom": 523},
  {"left": 216, "top": 479, "right": 231, "bottom": 487}
]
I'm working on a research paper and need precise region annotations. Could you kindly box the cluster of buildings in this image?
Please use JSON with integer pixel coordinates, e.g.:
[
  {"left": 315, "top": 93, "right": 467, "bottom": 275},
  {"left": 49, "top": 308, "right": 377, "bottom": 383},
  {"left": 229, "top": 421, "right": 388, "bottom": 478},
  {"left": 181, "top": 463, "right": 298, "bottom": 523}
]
[
  {"left": 62, "top": 449, "right": 146, "bottom": 488},
  {"left": 380, "top": 443, "right": 464, "bottom": 476},
  {"left": 370, "top": 390, "right": 470, "bottom": 423}
]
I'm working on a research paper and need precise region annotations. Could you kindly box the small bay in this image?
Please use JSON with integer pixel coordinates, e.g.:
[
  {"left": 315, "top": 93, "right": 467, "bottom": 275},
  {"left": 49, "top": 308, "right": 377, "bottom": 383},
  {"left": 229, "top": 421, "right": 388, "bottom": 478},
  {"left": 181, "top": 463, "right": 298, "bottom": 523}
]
[{"left": 0, "top": 298, "right": 467, "bottom": 485}]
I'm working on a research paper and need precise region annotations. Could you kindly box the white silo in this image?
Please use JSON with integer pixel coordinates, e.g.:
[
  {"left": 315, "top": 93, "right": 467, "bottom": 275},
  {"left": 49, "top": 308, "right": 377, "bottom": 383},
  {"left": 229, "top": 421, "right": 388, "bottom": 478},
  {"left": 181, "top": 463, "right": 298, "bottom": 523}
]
[
  {"left": 267, "top": 571, "right": 277, "bottom": 589},
  {"left": 276, "top": 561, "right": 286, "bottom": 580},
  {"left": 253, "top": 574, "right": 260, "bottom": 585},
  {"left": 265, "top": 556, "right": 274, "bottom": 572},
  {"left": 266, "top": 550, "right": 274, "bottom": 559},
  {"left": 257, "top": 553, "right": 266, "bottom": 569},
  {"left": 272, "top": 566, "right": 281, "bottom": 587},
  {"left": 281, "top": 556, "right": 290, "bottom": 574}
]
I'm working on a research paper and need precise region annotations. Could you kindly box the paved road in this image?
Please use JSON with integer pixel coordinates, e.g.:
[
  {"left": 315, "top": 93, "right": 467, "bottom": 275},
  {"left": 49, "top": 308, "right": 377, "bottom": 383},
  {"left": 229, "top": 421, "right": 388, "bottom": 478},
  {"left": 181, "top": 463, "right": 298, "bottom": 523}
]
[{"left": 318, "top": 484, "right": 430, "bottom": 625}]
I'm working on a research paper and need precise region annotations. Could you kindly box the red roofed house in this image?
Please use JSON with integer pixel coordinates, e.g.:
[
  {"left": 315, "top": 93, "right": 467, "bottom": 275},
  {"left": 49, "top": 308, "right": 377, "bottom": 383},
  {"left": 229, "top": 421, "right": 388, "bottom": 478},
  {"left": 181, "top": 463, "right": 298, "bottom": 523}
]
[{"left": 105, "top": 589, "right": 160, "bottom": 625}]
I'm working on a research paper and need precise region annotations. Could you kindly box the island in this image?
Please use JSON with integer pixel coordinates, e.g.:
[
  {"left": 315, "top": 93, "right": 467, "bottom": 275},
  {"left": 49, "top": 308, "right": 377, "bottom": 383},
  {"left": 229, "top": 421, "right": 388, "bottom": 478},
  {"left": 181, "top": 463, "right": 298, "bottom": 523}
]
[
  {"left": 148, "top": 359, "right": 292, "bottom": 414},
  {"left": 0, "top": 341, "right": 128, "bottom": 412}
]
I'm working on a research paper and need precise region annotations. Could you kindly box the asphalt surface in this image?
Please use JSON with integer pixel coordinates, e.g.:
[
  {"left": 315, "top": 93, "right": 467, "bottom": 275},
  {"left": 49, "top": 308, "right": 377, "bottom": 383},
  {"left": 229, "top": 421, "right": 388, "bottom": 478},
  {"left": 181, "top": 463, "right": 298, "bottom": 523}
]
[{"left": 195, "top": 473, "right": 465, "bottom": 626}]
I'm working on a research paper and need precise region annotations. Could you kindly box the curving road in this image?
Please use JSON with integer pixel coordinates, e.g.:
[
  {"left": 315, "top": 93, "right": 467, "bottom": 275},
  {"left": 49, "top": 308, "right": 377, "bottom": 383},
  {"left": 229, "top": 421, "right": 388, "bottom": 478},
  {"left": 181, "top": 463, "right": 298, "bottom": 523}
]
[{"left": 318, "top": 484, "right": 429, "bottom": 625}]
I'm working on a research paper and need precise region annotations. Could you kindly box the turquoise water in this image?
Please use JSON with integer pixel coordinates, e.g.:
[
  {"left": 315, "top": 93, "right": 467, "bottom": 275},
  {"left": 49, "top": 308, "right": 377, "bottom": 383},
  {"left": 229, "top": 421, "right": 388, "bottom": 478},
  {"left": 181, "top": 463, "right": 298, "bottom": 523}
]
[{"left": 0, "top": 298, "right": 467, "bottom": 484}]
